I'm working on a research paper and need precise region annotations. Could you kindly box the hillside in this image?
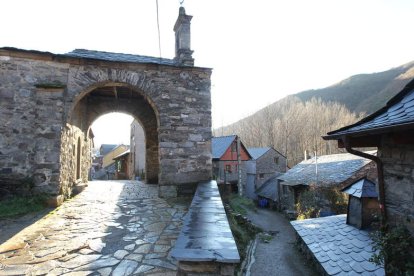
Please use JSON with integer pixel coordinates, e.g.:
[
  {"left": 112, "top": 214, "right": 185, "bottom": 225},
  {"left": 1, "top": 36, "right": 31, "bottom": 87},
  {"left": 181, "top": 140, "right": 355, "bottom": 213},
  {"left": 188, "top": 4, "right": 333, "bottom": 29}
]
[
  {"left": 215, "top": 60, "right": 414, "bottom": 166},
  {"left": 295, "top": 61, "right": 414, "bottom": 115}
]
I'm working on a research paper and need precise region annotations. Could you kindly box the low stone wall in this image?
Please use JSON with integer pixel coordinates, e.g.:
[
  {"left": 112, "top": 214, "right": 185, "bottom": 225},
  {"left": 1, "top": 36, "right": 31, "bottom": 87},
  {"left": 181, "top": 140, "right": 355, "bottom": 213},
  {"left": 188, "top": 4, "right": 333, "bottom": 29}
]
[{"left": 171, "top": 180, "right": 240, "bottom": 275}]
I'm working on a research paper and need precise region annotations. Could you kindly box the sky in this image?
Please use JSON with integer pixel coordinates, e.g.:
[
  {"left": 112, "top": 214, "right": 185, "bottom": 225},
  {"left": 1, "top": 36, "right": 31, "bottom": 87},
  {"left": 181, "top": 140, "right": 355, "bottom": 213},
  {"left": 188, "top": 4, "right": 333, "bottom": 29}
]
[{"left": 2, "top": 0, "right": 414, "bottom": 146}]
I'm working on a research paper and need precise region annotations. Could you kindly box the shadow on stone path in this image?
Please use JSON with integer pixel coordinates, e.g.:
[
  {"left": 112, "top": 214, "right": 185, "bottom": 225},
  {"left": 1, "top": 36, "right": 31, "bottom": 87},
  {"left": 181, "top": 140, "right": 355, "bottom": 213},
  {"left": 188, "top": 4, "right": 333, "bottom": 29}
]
[
  {"left": 245, "top": 208, "right": 317, "bottom": 276},
  {"left": 0, "top": 181, "right": 191, "bottom": 276}
]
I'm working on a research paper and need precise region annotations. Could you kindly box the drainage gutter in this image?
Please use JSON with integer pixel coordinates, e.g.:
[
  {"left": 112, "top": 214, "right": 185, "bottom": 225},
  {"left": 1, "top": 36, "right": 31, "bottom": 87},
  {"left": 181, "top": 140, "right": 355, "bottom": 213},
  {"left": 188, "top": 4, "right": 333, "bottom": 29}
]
[{"left": 342, "top": 136, "right": 387, "bottom": 225}]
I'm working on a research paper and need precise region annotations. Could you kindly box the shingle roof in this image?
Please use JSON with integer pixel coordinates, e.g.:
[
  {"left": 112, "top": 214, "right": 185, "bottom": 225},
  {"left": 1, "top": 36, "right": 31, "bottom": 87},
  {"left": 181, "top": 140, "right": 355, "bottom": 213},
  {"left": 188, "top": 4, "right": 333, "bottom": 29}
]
[
  {"left": 291, "top": 215, "right": 384, "bottom": 275},
  {"left": 342, "top": 178, "right": 378, "bottom": 198},
  {"left": 255, "top": 173, "right": 283, "bottom": 201},
  {"left": 65, "top": 49, "right": 176, "bottom": 66},
  {"left": 100, "top": 144, "right": 118, "bottom": 156},
  {"left": 325, "top": 78, "right": 414, "bottom": 138},
  {"left": 211, "top": 135, "right": 236, "bottom": 159},
  {"left": 248, "top": 147, "right": 271, "bottom": 160},
  {"left": 278, "top": 152, "right": 374, "bottom": 186}
]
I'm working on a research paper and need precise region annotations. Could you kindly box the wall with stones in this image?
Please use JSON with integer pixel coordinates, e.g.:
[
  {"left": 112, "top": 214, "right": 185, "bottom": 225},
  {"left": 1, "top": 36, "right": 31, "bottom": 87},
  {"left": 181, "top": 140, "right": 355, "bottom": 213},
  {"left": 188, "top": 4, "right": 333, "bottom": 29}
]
[
  {"left": 59, "top": 124, "right": 92, "bottom": 200},
  {"left": 0, "top": 49, "right": 212, "bottom": 200},
  {"left": 0, "top": 55, "right": 68, "bottom": 197},
  {"left": 379, "top": 137, "right": 414, "bottom": 235},
  {"left": 255, "top": 149, "right": 287, "bottom": 188}
]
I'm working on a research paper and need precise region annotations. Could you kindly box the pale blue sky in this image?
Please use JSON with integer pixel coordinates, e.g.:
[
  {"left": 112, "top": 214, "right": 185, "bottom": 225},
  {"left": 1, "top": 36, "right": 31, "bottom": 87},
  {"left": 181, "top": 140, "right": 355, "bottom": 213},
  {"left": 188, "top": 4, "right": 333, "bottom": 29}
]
[{"left": 2, "top": 0, "right": 414, "bottom": 146}]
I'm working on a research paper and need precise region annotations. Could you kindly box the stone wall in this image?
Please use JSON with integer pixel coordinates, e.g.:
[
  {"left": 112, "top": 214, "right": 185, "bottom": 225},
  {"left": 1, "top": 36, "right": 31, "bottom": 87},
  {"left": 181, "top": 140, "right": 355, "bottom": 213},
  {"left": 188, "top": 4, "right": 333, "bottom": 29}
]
[
  {"left": 0, "top": 48, "right": 212, "bottom": 200},
  {"left": 379, "top": 137, "right": 414, "bottom": 235},
  {"left": 0, "top": 55, "right": 69, "bottom": 197},
  {"left": 255, "top": 149, "right": 286, "bottom": 188}
]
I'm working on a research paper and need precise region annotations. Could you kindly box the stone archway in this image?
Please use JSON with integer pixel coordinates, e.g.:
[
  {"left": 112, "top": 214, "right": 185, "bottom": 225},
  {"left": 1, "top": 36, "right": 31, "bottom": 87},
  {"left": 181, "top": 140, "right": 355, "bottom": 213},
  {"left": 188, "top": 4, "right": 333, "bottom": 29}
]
[
  {"left": 0, "top": 46, "right": 212, "bottom": 203},
  {"left": 59, "top": 82, "right": 160, "bottom": 197}
]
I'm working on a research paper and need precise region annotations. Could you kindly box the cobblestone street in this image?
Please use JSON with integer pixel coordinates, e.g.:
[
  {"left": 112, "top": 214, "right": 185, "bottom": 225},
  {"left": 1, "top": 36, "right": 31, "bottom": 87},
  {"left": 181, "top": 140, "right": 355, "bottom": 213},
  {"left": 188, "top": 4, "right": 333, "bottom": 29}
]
[{"left": 0, "top": 181, "right": 190, "bottom": 276}]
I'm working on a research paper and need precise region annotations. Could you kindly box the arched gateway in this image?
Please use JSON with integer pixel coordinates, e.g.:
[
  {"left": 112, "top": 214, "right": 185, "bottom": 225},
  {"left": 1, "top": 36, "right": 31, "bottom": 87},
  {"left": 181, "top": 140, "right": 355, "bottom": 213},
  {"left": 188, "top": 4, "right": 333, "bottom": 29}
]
[{"left": 0, "top": 8, "right": 212, "bottom": 204}]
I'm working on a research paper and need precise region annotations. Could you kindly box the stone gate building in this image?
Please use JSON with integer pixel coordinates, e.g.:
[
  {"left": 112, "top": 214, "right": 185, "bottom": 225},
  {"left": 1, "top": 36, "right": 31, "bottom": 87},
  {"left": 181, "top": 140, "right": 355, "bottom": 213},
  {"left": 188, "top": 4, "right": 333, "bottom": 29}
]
[{"left": 0, "top": 7, "right": 212, "bottom": 203}]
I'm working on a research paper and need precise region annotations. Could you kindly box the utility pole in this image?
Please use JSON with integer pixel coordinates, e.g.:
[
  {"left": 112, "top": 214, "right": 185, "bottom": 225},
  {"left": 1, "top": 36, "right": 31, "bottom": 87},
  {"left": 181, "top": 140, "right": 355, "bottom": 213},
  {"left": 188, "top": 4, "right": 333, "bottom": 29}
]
[{"left": 236, "top": 136, "right": 242, "bottom": 196}]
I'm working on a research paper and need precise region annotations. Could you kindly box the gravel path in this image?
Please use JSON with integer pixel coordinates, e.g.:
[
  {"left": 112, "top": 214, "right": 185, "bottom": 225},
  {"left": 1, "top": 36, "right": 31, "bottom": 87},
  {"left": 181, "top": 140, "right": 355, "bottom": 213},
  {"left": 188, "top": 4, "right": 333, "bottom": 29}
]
[{"left": 245, "top": 208, "right": 317, "bottom": 276}]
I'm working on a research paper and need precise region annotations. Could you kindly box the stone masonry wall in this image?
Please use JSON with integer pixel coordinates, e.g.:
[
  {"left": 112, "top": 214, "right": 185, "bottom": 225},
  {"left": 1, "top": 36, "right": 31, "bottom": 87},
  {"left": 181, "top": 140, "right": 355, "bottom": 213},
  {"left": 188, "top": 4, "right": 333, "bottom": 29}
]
[
  {"left": 0, "top": 49, "right": 212, "bottom": 200},
  {"left": 255, "top": 149, "right": 286, "bottom": 188},
  {"left": 379, "top": 137, "right": 414, "bottom": 235},
  {"left": 0, "top": 55, "right": 68, "bottom": 197}
]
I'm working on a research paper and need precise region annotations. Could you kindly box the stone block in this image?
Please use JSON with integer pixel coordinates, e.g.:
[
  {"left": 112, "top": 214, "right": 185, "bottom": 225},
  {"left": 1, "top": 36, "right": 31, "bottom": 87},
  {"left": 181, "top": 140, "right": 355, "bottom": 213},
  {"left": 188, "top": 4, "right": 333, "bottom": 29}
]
[{"left": 46, "top": 195, "right": 64, "bottom": 207}]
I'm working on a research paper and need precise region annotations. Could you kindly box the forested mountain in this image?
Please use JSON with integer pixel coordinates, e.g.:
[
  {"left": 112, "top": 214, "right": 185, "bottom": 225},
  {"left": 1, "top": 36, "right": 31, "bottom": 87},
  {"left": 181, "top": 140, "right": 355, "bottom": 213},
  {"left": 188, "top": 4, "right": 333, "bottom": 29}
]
[
  {"left": 296, "top": 61, "right": 414, "bottom": 115},
  {"left": 214, "top": 61, "right": 414, "bottom": 166}
]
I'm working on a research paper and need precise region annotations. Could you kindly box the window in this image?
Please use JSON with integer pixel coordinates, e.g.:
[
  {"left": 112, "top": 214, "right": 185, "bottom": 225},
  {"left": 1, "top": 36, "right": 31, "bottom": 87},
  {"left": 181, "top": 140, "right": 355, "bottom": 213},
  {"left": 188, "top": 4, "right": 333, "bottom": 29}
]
[
  {"left": 259, "top": 173, "right": 264, "bottom": 179},
  {"left": 225, "top": 164, "right": 232, "bottom": 173},
  {"left": 274, "top": 157, "right": 279, "bottom": 164}
]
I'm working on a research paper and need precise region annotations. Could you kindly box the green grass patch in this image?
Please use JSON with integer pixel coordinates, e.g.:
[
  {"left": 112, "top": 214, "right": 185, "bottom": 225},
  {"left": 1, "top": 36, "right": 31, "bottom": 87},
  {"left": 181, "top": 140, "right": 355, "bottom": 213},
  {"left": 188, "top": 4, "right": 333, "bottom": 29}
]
[
  {"left": 225, "top": 194, "right": 260, "bottom": 274},
  {"left": 0, "top": 194, "right": 48, "bottom": 218},
  {"left": 228, "top": 194, "right": 256, "bottom": 215}
]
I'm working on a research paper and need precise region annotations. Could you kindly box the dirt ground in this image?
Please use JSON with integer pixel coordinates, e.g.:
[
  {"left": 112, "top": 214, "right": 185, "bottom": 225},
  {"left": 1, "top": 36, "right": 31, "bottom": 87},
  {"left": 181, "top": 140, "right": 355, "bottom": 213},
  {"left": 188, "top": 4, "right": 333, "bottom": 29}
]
[{"left": 245, "top": 207, "right": 317, "bottom": 276}]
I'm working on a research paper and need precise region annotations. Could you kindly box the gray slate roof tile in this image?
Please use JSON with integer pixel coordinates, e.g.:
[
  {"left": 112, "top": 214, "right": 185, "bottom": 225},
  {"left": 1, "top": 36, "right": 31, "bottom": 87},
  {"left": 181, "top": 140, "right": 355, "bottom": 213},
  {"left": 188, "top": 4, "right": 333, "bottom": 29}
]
[
  {"left": 247, "top": 147, "right": 271, "bottom": 160},
  {"left": 211, "top": 135, "right": 236, "bottom": 159},
  {"left": 291, "top": 215, "right": 384, "bottom": 275},
  {"left": 65, "top": 49, "right": 176, "bottom": 66},
  {"left": 279, "top": 152, "right": 374, "bottom": 186}
]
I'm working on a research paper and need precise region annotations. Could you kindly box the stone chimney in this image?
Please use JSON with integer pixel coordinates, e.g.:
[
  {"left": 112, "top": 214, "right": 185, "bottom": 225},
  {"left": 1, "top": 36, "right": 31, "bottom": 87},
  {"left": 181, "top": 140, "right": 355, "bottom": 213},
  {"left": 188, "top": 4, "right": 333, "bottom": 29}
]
[{"left": 174, "top": 7, "right": 194, "bottom": 66}]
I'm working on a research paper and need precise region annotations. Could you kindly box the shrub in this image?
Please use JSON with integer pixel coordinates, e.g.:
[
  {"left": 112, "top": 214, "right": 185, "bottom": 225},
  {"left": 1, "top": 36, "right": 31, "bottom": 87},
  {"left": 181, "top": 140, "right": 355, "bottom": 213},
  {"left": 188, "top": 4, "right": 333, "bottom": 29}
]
[{"left": 370, "top": 225, "right": 414, "bottom": 275}]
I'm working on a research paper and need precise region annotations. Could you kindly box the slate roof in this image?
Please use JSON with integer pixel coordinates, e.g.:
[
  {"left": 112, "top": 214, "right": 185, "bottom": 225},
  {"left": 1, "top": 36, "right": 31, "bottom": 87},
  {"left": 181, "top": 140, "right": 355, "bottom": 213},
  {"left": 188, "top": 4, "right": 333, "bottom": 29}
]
[
  {"left": 255, "top": 173, "right": 283, "bottom": 201},
  {"left": 100, "top": 144, "right": 118, "bottom": 156},
  {"left": 65, "top": 49, "right": 176, "bottom": 66},
  {"left": 278, "top": 152, "right": 374, "bottom": 186},
  {"left": 291, "top": 215, "right": 384, "bottom": 275},
  {"left": 248, "top": 147, "right": 271, "bottom": 160},
  {"left": 211, "top": 135, "right": 236, "bottom": 159},
  {"left": 342, "top": 178, "right": 378, "bottom": 198},
  {"left": 325, "top": 78, "right": 414, "bottom": 138}
]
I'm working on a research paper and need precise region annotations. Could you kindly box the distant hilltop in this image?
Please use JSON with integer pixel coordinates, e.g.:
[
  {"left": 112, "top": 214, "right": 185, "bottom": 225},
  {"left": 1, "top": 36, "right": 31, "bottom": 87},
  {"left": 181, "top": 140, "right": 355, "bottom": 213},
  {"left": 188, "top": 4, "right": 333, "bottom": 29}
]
[{"left": 294, "top": 60, "right": 414, "bottom": 115}]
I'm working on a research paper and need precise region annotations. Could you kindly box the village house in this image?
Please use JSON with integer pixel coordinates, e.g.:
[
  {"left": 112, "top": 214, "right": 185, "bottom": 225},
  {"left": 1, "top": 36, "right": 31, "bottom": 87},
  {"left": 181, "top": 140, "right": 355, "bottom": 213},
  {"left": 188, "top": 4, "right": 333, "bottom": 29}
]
[
  {"left": 212, "top": 135, "right": 251, "bottom": 192},
  {"left": 245, "top": 147, "right": 286, "bottom": 200},
  {"left": 278, "top": 151, "right": 377, "bottom": 217},
  {"left": 93, "top": 144, "right": 118, "bottom": 168},
  {"left": 323, "top": 77, "right": 414, "bottom": 243},
  {"left": 113, "top": 149, "right": 131, "bottom": 180},
  {"left": 290, "top": 77, "right": 414, "bottom": 276}
]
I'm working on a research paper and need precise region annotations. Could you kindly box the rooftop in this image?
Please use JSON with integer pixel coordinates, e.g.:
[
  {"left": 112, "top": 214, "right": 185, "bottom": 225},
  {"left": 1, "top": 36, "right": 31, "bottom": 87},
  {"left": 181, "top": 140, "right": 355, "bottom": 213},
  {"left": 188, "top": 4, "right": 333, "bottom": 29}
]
[
  {"left": 291, "top": 215, "right": 384, "bottom": 275},
  {"left": 248, "top": 147, "right": 271, "bottom": 160},
  {"left": 255, "top": 173, "right": 283, "bottom": 201},
  {"left": 278, "top": 152, "right": 374, "bottom": 186},
  {"left": 65, "top": 49, "right": 176, "bottom": 66},
  {"left": 342, "top": 178, "right": 378, "bottom": 198},
  {"left": 211, "top": 135, "right": 236, "bottom": 159}
]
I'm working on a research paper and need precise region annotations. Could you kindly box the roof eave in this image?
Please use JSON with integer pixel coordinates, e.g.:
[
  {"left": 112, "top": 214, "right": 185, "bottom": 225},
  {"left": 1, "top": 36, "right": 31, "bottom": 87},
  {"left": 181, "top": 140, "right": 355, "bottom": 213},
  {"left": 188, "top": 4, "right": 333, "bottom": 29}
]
[
  {"left": 0, "top": 47, "right": 213, "bottom": 70},
  {"left": 324, "top": 122, "right": 414, "bottom": 141}
]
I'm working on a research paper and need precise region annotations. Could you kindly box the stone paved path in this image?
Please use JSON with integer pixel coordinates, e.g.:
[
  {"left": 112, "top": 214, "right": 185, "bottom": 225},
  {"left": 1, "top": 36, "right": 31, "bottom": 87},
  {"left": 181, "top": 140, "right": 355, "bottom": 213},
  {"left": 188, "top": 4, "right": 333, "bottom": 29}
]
[
  {"left": 245, "top": 208, "right": 317, "bottom": 276},
  {"left": 0, "top": 181, "right": 190, "bottom": 276}
]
